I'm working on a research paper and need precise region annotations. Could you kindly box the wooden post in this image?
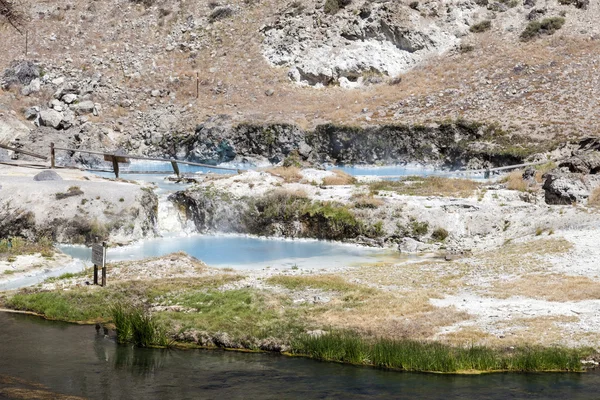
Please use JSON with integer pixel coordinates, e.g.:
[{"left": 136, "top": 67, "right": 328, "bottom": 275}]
[
  {"left": 171, "top": 160, "right": 180, "bottom": 177},
  {"left": 111, "top": 155, "right": 120, "bottom": 178},
  {"left": 50, "top": 142, "right": 55, "bottom": 168},
  {"left": 101, "top": 242, "right": 107, "bottom": 287},
  {"left": 93, "top": 265, "right": 98, "bottom": 285},
  {"left": 25, "top": 30, "right": 28, "bottom": 57}
]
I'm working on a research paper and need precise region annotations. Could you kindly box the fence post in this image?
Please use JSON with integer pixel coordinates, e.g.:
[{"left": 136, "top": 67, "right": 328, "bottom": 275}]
[
  {"left": 101, "top": 242, "right": 107, "bottom": 287},
  {"left": 50, "top": 142, "right": 55, "bottom": 168},
  {"left": 171, "top": 160, "right": 180, "bottom": 177},
  {"left": 110, "top": 156, "right": 120, "bottom": 179}
]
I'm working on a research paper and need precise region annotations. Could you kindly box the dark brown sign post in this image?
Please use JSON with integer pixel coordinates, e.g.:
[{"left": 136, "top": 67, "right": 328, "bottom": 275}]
[{"left": 92, "top": 242, "right": 107, "bottom": 286}]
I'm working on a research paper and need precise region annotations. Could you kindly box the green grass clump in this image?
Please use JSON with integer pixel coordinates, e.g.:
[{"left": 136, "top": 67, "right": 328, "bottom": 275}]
[
  {"left": 323, "top": 0, "right": 351, "bottom": 15},
  {"left": 154, "top": 288, "right": 303, "bottom": 341},
  {"left": 520, "top": 17, "right": 565, "bottom": 41},
  {"left": 292, "top": 332, "right": 585, "bottom": 373},
  {"left": 6, "top": 290, "right": 120, "bottom": 322},
  {"left": 470, "top": 20, "right": 491, "bottom": 33},
  {"left": 112, "top": 303, "right": 169, "bottom": 347}
]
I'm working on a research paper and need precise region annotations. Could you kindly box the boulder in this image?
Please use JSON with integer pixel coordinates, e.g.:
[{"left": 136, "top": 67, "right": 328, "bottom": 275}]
[
  {"left": 23, "top": 107, "right": 39, "bottom": 120},
  {"left": 1, "top": 61, "right": 40, "bottom": 89},
  {"left": 21, "top": 78, "right": 41, "bottom": 96},
  {"left": 62, "top": 93, "right": 78, "bottom": 104},
  {"left": 39, "top": 109, "right": 64, "bottom": 129},
  {"left": 542, "top": 173, "right": 600, "bottom": 205},
  {"left": 398, "top": 237, "right": 430, "bottom": 253},
  {"left": 33, "top": 170, "right": 63, "bottom": 181},
  {"left": 559, "top": 153, "right": 600, "bottom": 174},
  {"left": 73, "top": 100, "right": 95, "bottom": 114}
]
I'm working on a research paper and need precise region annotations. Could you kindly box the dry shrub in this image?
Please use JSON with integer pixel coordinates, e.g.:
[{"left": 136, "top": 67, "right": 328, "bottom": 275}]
[
  {"left": 322, "top": 170, "right": 356, "bottom": 186},
  {"left": 351, "top": 194, "right": 384, "bottom": 209},
  {"left": 273, "top": 188, "right": 308, "bottom": 199},
  {"left": 266, "top": 166, "right": 302, "bottom": 183},
  {"left": 588, "top": 187, "right": 600, "bottom": 207},
  {"left": 370, "top": 177, "right": 480, "bottom": 198},
  {"left": 504, "top": 170, "right": 529, "bottom": 192}
]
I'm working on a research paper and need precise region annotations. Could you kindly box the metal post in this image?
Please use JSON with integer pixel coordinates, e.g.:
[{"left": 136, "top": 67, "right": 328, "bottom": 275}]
[
  {"left": 111, "top": 156, "right": 120, "bottom": 179},
  {"left": 50, "top": 142, "right": 55, "bottom": 168},
  {"left": 93, "top": 265, "right": 98, "bottom": 285},
  {"left": 196, "top": 72, "right": 199, "bottom": 99},
  {"left": 171, "top": 160, "right": 180, "bottom": 177},
  {"left": 101, "top": 242, "right": 107, "bottom": 287}
]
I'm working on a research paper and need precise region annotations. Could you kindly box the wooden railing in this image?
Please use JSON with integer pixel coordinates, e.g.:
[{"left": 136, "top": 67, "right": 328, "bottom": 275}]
[
  {"left": 50, "top": 143, "right": 242, "bottom": 178},
  {"left": 0, "top": 143, "right": 47, "bottom": 161}
]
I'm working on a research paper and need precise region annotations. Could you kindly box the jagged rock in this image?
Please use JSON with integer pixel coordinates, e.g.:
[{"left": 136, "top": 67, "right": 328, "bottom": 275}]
[
  {"left": 261, "top": 1, "right": 470, "bottom": 86},
  {"left": 62, "top": 93, "right": 78, "bottom": 104},
  {"left": 559, "top": 153, "right": 600, "bottom": 174},
  {"left": 23, "top": 107, "right": 39, "bottom": 120},
  {"left": 264, "top": 88, "right": 274, "bottom": 96},
  {"left": 398, "top": 237, "right": 430, "bottom": 253},
  {"left": 39, "top": 109, "right": 64, "bottom": 129},
  {"left": 1, "top": 60, "right": 40, "bottom": 89},
  {"left": 33, "top": 170, "right": 63, "bottom": 181},
  {"left": 21, "top": 78, "right": 41, "bottom": 96},
  {"left": 73, "top": 100, "right": 96, "bottom": 114},
  {"left": 542, "top": 173, "right": 600, "bottom": 205}
]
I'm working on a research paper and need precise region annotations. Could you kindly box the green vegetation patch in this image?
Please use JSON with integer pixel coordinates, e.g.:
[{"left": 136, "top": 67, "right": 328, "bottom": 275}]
[
  {"left": 292, "top": 331, "right": 586, "bottom": 373},
  {"left": 0, "top": 237, "right": 54, "bottom": 259},
  {"left": 470, "top": 20, "right": 491, "bottom": 33},
  {"left": 520, "top": 17, "right": 565, "bottom": 42},
  {"left": 113, "top": 304, "right": 169, "bottom": 347},
  {"left": 267, "top": 275, "right": 376, "bottom": 296},
  {"left": 5, "top": 275, "right": 242, "bottom": 323},
  {"left": 245, "top": 191, "right": 383, "bottom": 240},
  {"left": 154, "top": 288, "right": 305, "bottom": 341}
]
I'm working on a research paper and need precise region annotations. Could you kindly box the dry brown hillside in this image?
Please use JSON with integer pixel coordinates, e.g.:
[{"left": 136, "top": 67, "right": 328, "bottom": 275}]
[{"left": 1, "top": 0, "right": 599, "bottom": 146}]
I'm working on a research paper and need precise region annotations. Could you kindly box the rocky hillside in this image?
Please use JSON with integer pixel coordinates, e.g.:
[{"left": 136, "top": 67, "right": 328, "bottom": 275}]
[{"left": 0, "top": 0, "right": 599, "bottom": 165}]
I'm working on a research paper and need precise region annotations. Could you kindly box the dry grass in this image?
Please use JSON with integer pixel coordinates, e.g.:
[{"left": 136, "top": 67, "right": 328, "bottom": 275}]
[
  {"left": 322, "top": 170, "right": 356, "bottom": 186},
  {"left": 265, "top": 166, "right": 302, "bottom": 183},
  {"left": 503, "top": 170, "right": 529, "bottom": 192},
  {"left": 588, "top": 187, "right": 600, "bottom": 207},
  {"left": 267, "top": 274, "right": 374, "bottom": 295},
  {"left": 351, "top": 194, "right": 385, "bottom": 209},
  {"left": 490, "top": 274, "right": 600, "bottom": 302},
  {"left": 370, "top": 177, "right": 480, "bottom": 198},
  {"left": 311, "top": 290, "right": 469, "bottom": 340}
]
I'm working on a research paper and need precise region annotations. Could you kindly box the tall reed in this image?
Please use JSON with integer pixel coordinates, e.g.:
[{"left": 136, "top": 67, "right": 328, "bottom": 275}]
[
  {"left": 292, "top": 331, "right": 584, "bottom": 373},
  {"left": 111, "top": 303, "right": 169, "bottom": 348}
]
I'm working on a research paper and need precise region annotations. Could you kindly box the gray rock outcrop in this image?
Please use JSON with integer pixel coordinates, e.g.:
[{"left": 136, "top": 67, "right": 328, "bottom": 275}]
[
  {"left": 261, "top": 0, "right": 474, "bottom": 86},
  {"left": 543, "top": 172, "right": 600, "bottom": 205}
]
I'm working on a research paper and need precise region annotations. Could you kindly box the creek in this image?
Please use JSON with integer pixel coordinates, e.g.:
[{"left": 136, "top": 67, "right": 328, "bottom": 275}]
[{"left": 0, "top": 312, "right": 597, "bottom": 400}]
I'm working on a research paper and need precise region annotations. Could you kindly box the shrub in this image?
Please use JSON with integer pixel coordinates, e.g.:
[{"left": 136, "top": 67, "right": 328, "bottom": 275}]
[
  {"left": 431, "top": 227, "right": 449, "bottom": 241},
  {"left": 209, "top": 6, "right": 233, "bottom": 22},
  {"left": 322, "top": 170, "right": 356, "bottom": 186},
  {"left": 282, "top": 150, "right": 302, "bottom": 168},
  {"left": 324, "top": 0, "right": 351, "bottom": 15},
  {"left": 470, "top": 20, "right": 491, "bottom": 33},
  {"left": 588, "top": 187, "right": 600, "bottom": 207},
  {"left": 520, "top": 17, "right": 565, "bottom": 41}
]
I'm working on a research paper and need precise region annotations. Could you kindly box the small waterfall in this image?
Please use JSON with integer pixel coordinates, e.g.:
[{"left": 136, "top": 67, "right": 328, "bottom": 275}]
[{"left": 156, "top": 192, "right": 192, "bottom": 234}]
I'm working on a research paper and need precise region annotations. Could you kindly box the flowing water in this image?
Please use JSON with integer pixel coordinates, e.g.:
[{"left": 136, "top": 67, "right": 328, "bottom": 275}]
[{"left": 0, "top": 312, "right": 598, "bottom": 400}]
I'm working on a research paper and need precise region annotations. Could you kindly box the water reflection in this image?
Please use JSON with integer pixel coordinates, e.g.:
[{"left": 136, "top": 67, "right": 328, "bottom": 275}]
[{"left": 1, "top": 312, "right": 599, "bottom": 400}]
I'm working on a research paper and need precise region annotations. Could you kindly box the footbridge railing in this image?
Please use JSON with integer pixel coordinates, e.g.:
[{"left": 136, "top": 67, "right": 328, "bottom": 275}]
[{"left": 50, "top": 143, "right": 242, "bottom": 178}]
